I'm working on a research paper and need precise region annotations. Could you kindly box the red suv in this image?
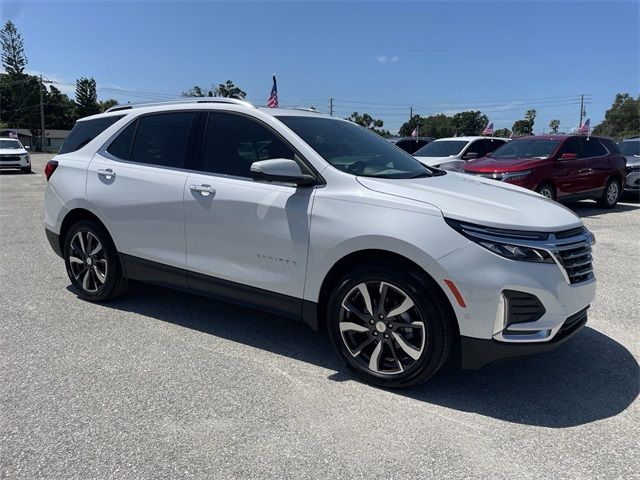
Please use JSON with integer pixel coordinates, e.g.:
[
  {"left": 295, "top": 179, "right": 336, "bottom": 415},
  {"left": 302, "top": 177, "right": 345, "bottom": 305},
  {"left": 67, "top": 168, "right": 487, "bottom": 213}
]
[{"left": 463, "top": 135, "right": 626, "bottom": 208}]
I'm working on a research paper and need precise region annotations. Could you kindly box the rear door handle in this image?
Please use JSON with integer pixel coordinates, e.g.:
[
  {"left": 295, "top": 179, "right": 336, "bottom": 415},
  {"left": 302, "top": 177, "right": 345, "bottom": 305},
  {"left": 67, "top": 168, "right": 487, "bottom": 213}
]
[
  {"left": 189, "top": 184, "right": 215, "bottom": 196},
  {"left": 97, "top": 168, "right": 115, "bottom": 179}
]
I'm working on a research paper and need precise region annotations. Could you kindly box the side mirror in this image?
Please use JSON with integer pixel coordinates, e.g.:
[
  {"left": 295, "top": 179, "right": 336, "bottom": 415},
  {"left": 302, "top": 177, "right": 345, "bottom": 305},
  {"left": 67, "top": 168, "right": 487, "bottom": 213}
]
[
  {"left": 250, "top": 159, "right": 316, "bottom": 187},
  {"left": 24, "top": 146, "right": 31, "bottom": 150},
  {"left": 560, "top": 153, "right": 578, "bottom": 160},
  {"left": 463, "top": 152, "right": 479, "bottom": 160}
]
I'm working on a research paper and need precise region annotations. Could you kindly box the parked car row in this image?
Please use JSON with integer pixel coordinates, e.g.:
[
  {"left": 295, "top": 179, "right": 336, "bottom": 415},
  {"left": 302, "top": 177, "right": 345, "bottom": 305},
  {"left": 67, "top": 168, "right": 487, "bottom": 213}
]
[{"left": 403, "top": 133, "right": 632, "bottom": 209}]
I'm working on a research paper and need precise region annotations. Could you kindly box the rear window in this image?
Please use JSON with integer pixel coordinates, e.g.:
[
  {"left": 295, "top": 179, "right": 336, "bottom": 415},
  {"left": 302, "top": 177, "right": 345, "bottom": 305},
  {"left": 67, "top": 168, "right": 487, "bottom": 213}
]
[{"left": 59, "top": 116, "right": 124, "bottom": 154}]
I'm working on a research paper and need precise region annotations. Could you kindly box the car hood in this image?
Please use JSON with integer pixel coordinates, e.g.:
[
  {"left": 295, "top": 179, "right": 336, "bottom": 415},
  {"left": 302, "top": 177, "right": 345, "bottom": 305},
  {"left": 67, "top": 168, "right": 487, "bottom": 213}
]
[
  {"left": 0, "top": 148, "right": 27, "bottom": 155},
  {"left": 414, "top": 156, "right": 459, "bottom": 167},
  {"left": 625, "top": 156, "right": 640, "bottom": 168},
  {"left": 357, "top": 172, "right": 582, "bottom": 231},
  {"left": 464, "top": 156, "right": 548, "bottom": 172}
]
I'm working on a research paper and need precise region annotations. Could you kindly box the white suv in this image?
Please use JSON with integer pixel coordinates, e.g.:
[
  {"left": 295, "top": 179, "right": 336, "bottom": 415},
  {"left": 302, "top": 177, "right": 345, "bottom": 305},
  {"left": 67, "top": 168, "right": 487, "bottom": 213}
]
[
  {"left": 44, "top": 99, "right": 596, "bottom": 388},
  {"left": 413, "top": 136, "right": 508, "bottom": 171}
]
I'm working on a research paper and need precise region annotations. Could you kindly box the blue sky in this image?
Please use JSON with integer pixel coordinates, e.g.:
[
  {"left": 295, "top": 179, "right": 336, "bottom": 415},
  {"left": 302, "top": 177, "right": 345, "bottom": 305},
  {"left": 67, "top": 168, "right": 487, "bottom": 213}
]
[{"left": 3, "top": 0, "right": 639, "bottom": 133}]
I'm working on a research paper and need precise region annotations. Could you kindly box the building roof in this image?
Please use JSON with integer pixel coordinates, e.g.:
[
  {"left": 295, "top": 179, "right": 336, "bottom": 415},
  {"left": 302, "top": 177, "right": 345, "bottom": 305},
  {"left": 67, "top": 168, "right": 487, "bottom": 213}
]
[{"left": 0, "top": 128, "right": 32, "bottom": 137}]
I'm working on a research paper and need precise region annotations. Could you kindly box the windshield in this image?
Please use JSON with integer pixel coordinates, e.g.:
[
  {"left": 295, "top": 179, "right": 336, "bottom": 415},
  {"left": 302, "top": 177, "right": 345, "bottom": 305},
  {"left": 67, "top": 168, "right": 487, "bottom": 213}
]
[
  {"left": 0, "top": 139, "right": 22, "bottom": 149},
  {"left": 277, "top": 116, "right": 433, "bottom": 178},
  {"left": 618, "top": 141, "right": 640, "bottom": 156},
  {"left": 414, "top": 140, "right": 467, "bottom": 157},
  {"left": 492, "top": 139, "right": 561, "bottom": 159}
]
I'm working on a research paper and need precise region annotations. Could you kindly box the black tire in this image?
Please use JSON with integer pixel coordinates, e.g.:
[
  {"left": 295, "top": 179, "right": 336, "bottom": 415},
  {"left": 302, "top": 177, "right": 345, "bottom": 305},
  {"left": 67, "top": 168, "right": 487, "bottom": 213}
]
[
  {"left": 597, "top": 177, "right": 620, "bottom": 209},
  {"left": 63, "top": 220, "right": 127, "bottom": 302},
  {"left": 21, "top": 166, "right": 31, "bottom": 174},
  {"left": 536, "top": 182, "right": 556, "bottom": 200},
  {"left": 327, "top": 262, "right": 454, "bottom": 388}
]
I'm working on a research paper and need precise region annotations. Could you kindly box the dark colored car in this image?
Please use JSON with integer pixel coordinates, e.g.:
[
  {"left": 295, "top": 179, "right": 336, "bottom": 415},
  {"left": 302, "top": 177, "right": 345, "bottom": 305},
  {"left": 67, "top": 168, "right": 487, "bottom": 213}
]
[
  {"left": 388, "top": 136, "right": 435, "bottom": 154},
  {"left": 463, "top": 135, "right": 626, "bottom": 208}
]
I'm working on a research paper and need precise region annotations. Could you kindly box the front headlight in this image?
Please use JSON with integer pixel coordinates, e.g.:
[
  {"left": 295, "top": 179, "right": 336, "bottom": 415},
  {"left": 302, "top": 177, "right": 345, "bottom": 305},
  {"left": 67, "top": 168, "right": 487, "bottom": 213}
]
[
  {"left": 477, "top": 240, "right": 555, "bottom": 263},
  {"left": 444, "top": 218, "right": 555, "bottom": 264},
  {"left": 502, "top": 170, "right": 531, "bottom": 183}
]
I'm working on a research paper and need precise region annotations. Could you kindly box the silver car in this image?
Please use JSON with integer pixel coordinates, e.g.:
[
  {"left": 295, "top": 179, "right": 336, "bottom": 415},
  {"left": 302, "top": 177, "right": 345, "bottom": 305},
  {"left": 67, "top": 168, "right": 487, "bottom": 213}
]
[{"left": 618, "top": 138, "right": 640, "bottom": 193}]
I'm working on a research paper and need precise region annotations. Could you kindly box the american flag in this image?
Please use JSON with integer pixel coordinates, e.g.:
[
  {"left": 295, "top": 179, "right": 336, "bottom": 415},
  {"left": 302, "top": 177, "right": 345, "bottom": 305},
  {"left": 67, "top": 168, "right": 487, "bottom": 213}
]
[
  {"left": 577, "top": 118, "right": 590, "bottom": 135},
  {"left": 482, "top": 122, "right": 494, "bottom": 136},
  {"left": 267, "top": 75, "right": 278, "bottom": 108},
  {"left": 411, "top": 126, "right": 418, "bottom": 138}
]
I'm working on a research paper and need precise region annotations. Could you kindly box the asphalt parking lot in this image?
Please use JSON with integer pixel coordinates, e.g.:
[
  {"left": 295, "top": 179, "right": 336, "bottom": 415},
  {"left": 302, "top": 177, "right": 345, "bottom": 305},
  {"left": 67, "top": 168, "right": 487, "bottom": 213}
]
[{"left": 1, "top": 153, "right": 638, "bottom": 479}]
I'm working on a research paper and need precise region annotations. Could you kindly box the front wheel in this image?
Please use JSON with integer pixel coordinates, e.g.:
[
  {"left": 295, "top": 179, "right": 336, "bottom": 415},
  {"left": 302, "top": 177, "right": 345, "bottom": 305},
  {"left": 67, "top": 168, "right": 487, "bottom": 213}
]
[
  {"left": 597, "top": 178, "right": 620, "bottom": 209},
  {"left": 536, "top": 182, "right": 556, "bottom": 200},
  {"left": 327, "top": 263, "right": 454, "bottom": 388},
  {"left": 63, "top": 220, "right": 127, "bottom": 302}
]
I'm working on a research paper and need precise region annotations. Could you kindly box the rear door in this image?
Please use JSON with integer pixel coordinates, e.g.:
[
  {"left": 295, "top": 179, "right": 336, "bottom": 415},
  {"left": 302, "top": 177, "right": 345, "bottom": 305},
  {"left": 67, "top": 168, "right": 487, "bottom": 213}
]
[{"left": 87, "top": 111, "right": 199, "bottom": 276}]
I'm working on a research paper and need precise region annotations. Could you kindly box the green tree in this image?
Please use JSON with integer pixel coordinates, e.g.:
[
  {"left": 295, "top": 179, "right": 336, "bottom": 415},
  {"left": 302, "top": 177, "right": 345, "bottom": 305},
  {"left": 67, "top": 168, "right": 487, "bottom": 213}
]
[
  {"left": 452, "top": 111, "right": 489, "bottom": 136},
  {"left": 213, "top": 80, "right": 246, "bottom": 99},
  {"left": 99, "top": 99, "right": 119, "bottom": 112},
  {"left": 592, "top": 93, "right": 640, "bottom": 139},
  {"left": 549, "top": 119, "right": 560, "bottom": 134},
  {"left": 345, "top": 112, "right": 390, "bottom": 137},
  {"left": 525, "top": 109, "right": 537, "bottom": 129},
  {"left": 422, "top": 114, "right": 455, "bottom": 138},
  {"left": 512, "top": 119, "right": 532, "bottom": 136},
  {"left": 398, "top": 114, "right": 423, "bottom": 137},
  {"left": 46, "top": 85, "right": 76, "bottom": 130},
  {"left": 75, "top": 77, "right": 99, "bottom": 118},
  {"left": 182, "top": 85, "right": 211, "bottom": 97},
  {"left": 493, "top": 128, "right": 512, "bottom": 138},
  {"left": 0, "top": 21, "right": 27, "bottom": 75}
]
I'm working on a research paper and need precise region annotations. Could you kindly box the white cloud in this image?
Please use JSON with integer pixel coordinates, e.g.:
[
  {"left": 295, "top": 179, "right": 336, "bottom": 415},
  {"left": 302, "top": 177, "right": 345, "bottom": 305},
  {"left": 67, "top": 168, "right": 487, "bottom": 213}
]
[{"left": 377, "top": 55, "right": 399, "bottom": 64}]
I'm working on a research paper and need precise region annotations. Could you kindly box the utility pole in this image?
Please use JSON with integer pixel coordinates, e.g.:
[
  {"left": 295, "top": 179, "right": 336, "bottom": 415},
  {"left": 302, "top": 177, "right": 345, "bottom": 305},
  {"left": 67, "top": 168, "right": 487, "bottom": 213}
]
[
  {"left": 329, "top": 97, "right": 333, "bottom": 116},
  {"left": 578, "top": 93, "right": 584, "bottom": 128},
  {"left": 410, "top": 105, "right": 413, "bottom": 121},
  {"left": 39, "top": 75, "right": 46, "bottom": 152}
]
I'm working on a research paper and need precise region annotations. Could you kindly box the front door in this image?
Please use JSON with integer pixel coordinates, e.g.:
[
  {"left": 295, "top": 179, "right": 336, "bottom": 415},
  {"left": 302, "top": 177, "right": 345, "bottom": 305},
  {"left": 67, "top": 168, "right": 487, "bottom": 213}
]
[{"left": 183, "top": 112, "right": 314, "bottom": 315}]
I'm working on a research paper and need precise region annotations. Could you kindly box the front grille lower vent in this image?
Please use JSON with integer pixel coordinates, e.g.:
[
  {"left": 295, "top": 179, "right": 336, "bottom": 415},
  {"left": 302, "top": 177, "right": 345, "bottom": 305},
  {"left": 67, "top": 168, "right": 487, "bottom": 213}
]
[{"left": 503, "top": 290, "right": 546, "bottom": 328}]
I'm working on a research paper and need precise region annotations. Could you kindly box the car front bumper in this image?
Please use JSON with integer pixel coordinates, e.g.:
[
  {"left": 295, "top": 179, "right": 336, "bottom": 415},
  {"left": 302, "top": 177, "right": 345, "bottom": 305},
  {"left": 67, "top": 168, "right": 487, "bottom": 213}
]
[
  {"left": 0, "top": 155, "right": 30, "bottom": 169},
  {"left": 431, "top": 240, "right": 596, "bottom": 369},
  {"left": 625, "top": 169, "right": 640, "bottom": 192}
]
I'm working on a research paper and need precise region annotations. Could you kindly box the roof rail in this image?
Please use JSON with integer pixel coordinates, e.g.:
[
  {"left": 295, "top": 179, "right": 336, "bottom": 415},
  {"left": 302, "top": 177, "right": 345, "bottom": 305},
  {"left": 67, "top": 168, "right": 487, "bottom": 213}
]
[{"left": 105, "top": 97, "right": 254, "bottom": 113}]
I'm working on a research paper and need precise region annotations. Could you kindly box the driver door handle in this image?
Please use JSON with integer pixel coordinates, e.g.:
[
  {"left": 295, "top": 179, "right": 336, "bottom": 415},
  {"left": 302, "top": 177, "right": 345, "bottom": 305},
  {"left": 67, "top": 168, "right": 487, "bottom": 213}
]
[{"left": 189, "top": 184, "right": 216, "bottom": 196}]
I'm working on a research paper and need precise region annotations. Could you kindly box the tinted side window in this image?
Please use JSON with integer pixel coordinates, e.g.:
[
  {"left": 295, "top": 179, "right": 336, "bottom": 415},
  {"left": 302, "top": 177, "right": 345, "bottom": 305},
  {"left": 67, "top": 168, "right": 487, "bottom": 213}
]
[
  {"left": 580, "top": 138, "right": 608, "bottom": 157},
  {"left": 130, "top": 112, "right": 197, "bottom": 169},
  {"left": 59, "top": 115, "right": 124, "bottom": 154},
  {"left": 106, "top": 120, "right": 137, "bottom": 160},
  {"left": 602, "top": 139, "right": 621, "bottom": 155},
  {"left": 486, "top": 139, "right": 506, "bottom": 154},
  {"left": 201, "top": 112, "right": 295, "bottom": 178},
  {"left": 465, "top": 140, "right": 487, "bottom": 158},
  {"left": 559, "top": 137, "right": 581, "bottom": 158}
]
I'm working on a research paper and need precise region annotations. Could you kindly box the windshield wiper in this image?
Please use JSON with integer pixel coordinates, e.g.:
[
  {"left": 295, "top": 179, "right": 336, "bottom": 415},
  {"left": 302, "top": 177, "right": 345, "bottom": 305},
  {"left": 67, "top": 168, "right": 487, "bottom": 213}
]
[{"left": 407, "top": 171, "right": 433, "bottom": 178}]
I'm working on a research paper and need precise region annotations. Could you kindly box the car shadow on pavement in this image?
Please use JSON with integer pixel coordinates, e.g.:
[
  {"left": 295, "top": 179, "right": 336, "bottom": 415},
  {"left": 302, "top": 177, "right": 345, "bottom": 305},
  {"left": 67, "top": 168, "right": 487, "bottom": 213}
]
[
  {"left": 79, "top": 282, "right": 639, "bottom": 429},
  {"left": 567, "top": 199, "right": 640, "bottom": 218}
]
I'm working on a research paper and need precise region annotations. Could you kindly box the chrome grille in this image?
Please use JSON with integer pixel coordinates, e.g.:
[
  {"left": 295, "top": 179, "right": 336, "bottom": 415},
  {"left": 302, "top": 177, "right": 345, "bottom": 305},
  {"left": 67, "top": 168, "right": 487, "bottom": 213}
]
[{"left": 554, "top": 241, "right": 593, "bottom": 284}]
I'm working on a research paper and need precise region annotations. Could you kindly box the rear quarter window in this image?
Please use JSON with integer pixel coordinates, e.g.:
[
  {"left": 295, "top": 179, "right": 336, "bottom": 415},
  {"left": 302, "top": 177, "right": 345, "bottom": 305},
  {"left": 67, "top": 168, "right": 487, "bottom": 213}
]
[{"left": 59, "top": 116, "right": 124, "bottom": 154}]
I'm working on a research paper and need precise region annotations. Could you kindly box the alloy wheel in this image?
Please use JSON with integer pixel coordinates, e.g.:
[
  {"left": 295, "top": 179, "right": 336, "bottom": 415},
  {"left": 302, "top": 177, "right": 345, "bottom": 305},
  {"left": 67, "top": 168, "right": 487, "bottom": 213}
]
[
  {"left": 68, "top": 230, "right": 108, "bottom": 293},
  {"left": 606, "top": 181, "right": 619, "bottom": 205},
  {"left": 539, "top": 187, "right": 554, "bottom": 199},
  {"left": 338, "top": 281, "right": 426, "bottom": 375}
]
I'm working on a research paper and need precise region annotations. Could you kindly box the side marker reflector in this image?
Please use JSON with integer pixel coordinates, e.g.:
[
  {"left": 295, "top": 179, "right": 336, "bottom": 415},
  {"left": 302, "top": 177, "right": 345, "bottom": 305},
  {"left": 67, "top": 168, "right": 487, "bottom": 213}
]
[{"left": 444, "top": 279, "right": 466, "bottom": 308}]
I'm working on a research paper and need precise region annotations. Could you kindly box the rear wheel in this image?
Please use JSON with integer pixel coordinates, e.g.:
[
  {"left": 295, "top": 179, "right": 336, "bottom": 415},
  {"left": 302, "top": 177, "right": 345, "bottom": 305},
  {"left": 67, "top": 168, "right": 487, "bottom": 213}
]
[
  {"left": 327, "top": 263, "right": 453, "bottom": 388},
  {"left": 597, "top": 178, "right": 620, "bottom": 209},
  {"left": 536, "top": 182, "right": 556, "bottom": 200},
  {"left": 63, "top": 220, "right": 127, "bottom": 302}
]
